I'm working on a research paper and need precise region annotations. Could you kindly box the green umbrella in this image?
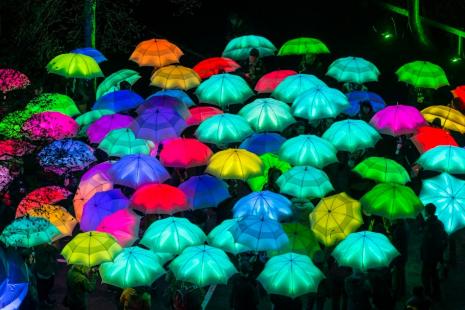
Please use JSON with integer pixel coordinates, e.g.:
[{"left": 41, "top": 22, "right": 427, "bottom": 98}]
[
  {"left": 322, "top": 120, "right": 381, "bottom": 152},
  {"left": 279, "top": 135, "right": 337, "bottom": 168},
  {"left": 396, "top": 61, "right": 449, "bottom": 89},
  {"left": 96, "top": 69, "right": 141, "bottom": 99},
  {"left": 277, "top": 166, "right": 334, "bottom": 198},
  {"left": 272, "top": 74, "right": 326, "bottom": 103},
  {"left": 208, "top": 219, "right": 251, "bottom": 255},
  {"left": 361, "top": 183, "right": 423, "bottom": 220},
  {"left": 269, "top": 223, "right": 320, "bottom": 258},
  {"left": 195, "top": 113, "right": 253, "bottom": 146},
  {"left": 25, "top": 93, "right": 81, "bottom": 116},
  {"left": 353, "top": 157, "right": 410, "bottom": 184},
  {"left": 247, "top": 153, "right": 292, "bottom": 191},
  {"left": 75, "top": 109, "right": 115, "bottom": 135},
  {"left": 99, "top": 246, "right": 165, "bottom": 288},
  {"left": 98, "top": 128, "right": 153, "bottom": 157},
  {"left": 326, "top": 56, "right": 380, "bottom": 84},
  {"left": 222, "top": 35, "right": 277, "bottom": 60},
  {"left": 0, "top": 109, "right": 33, "bottom": 139},
  {"left": 239, "top": 98, "right": 296, "bottom": 132},
  {"left": 0, "top": 216, "right": 60, "bottom": 248},
  {"left": 46, "top": 53, "right": 104, "bottom": 79},
  {"left": 278, "top": 37, "right": 330, "bottom": 56},
  {"left": 257, "top": 252, "right": 325, "bottom": 298},
  {"left": 416, "top": 145, "right": 465, "bottom": 174},
  {"left": 140, "top": 217, "right": 207, "bottom": 254}
]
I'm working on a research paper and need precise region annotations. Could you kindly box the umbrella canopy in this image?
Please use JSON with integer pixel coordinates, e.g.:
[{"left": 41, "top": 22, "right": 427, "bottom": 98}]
[
  {"left": 277, "top": 166, "right": 333, "bottom": 199},
  {"left": 272, "top": 74, "right": 326, "bottom": 103},
  {"left": 99, "top": 246, "right": 165, "bottom": 288},
  {"left": 130, "top": 38, "right": 183, "bottom": 67},
  {"left": 258, "top": 252, "right": 325, "bottom": 298},
  {"left": 222, "top": 35, "right": 277, "bottom": 60},
  {"left": 416, "top": 145, "right": 465, "bottom": 174},
  {"left": 353, "top": 157, "right": 411, "bottom": 184},
  {"left": 0, "top": 68, "right": 30, "bottom": 94},
  {"left": 206, "top": 148, "right": 263, "bottom": 180},
  {"left": 279, "top": 135, "right": 337, "bottom": 168},
  {"left": 186, "top": 106, "right": 223, "bottom": 126},
  {"left": 278, "top": 37, "right": 330, "bottom": 55},
  {"left": 131, "top": 108, "right": 187, "bottom": 143},
  {"left": 96, "top": 209, "right": 140, "bottom": 247},
  {"left": 16, "top": 186, "right": 71, "bottom": 217},
  {"left": 322, "top": 119, "right": 381, "bottom": 152},
  {"left": 159, "top": 138, "right": 212, "bottom": 168},
  {"left": 361, "top": 183, "right": 423, "bottom": 220},
  {"left": 370, "top": 104, "right": 426, "bottom": 136},
  {"left": 140, "top": 217, "right": 207, "bottom": 254},
  {"left": 310, "top": 193, "right": 363, "bottom": 247},
  {"left": 239, "top": 98, "right": 296, "bottom": 132},
  {"left": 255, "top": 70, "right": 297, "bottom": 93},
  {"left": 233, "top": 191, "right": 292, "bottom": 221},
  {"left": 92, "top": 90, "right": 144, "bottom": 112},
  {"left": 99, "top": 128, "right": 153, "bottom": 157},
  {"left": 0, "top": 217, "right": 60, "bottom": 248},
  {"left": 61, "top": 231, "right": 122, "bottom": 267},
  {"left": 73, "top": 174, "right": 113, "bottom": 221},
  {"left": 195, "top": 113, "right": 253, "bottom": 145},
  {"left": 421, "top": 105, "right": 465, "bottom": 134},
  {"left": 71, "top": 47, "right": 107, "bottom": 63},
  {"left": 344, "top": 91, "right": 386, "bottom": 116},
  {"left": 179, "top": 175, "right": 230, "bottom": 210},
  {"left": 137, "top": 96, "right": 190, "bottom": 119},
  {"left": 193, "top": 57, "right": 240, "bottom": 79},
  {"left": 240, "top": 133, "right": 286, "bottom": 155},
  {"left": 0, "top": 140, "right": 35, "bottom": 160},
  {"left": 76, "top": 110, "right": 114, "bottom": 134},
  {"left": 81, "top": 161, "right": 113, "bottom": 182},
  {"left": 150, "top": 65, "right": 200, "bottom": 90},
  {"left": 247, "top": 153, "right": 292, "bottom": 191},
  {"left": 208, "top": 219, "right": 251, "bottom": 255},
  {"left": 25, "top": 93, "right": 80, "bottom": 117},
  {"left": 46, "top": 53, "right": 103, "bottom": 79},
  {"left": 274, "top": 223, "right": 320, "bottom": 258},
  {"left": 131, "top": 184, "right": 190, "bottom": 215},
  {"left": 0, "top": 110, "right": 33, "bottom": 139},
  {"left": 396, "top": 61, "right": 449, "bottom": 89},
  {"left": 332, "top": 231, "right": 399, "bottom": 272},
  {"left": 410, "top": 126, "right": 458, "bottom": 153},
  {"left": 109, "top": 154, "right": 169, "bottom": 188},
  {"left": 326, "top": 56, "right": 380, "bottom": 84},
  {"left": 86, "top": 114, "right": 133, "bottom": 144},
  {"left": 0, "top": 166, "right": 12, "bottom": 193},
  {"left": 26, "top": 205, "right": 77, "bottom": 237},
  {"left": 453, "top": 85, "right": 465, "bottom": 108},
  {"left": 195, "top": 73, "right": 253, "bottom": 109},
  {"left": 22, "top": 111, "right": 78, "bottom": 141},
  {"left": 149, "top": 89, "right": 195, "bottom": 107}
]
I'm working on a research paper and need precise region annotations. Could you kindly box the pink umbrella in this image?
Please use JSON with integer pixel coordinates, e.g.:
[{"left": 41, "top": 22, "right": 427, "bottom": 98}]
[
  {"left": 0, "top": 69, "right": 30, "bottom": 94},
  {"left": 0, "top": 166, "right": 13, "bottom": 193},
  {"left": 160, "top": 138, "right": 213, "bottom": 168},
  {"left": 370, "top": 104, "right": 426, "bottom": 136},
  {"left": 86, "top": 114, "right": 133, "bottom": 144},
  {"left": 22, "top": 111, "right": 78, "bottom": 141},
  {"left": 254, "top": 70, "right": 297, "bottom": 93},
  {"left": 96, "top": 208, "right": 140, "bottom": 247},
  {"left": 186, "top": 106, "right": 223, "bottom": 126}
]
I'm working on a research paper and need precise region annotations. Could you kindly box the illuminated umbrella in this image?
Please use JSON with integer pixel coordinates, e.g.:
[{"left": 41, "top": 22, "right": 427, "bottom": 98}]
[
  {"left": 150, "top": 65, "right": 200, "bottom": 90},
  {"left": 99, "top": 246, "right": 165, "bottom": 288},
  {"left": 206, "top": 148, "right": 263, "bottom": 180},
  {"left": 416, "top": 145, "right": 465, "bottom": 174},
  {"left": 195, "top": 73, "right": 253, "bottom": 109},
  {"left": 96, "top": 209, "right": 140, "bottom": 247},
  {"left": 136, "top": 96, "right": 190, "bottom": 119},
  {"left": 453, "top": 85, "right": 465, "bottom": 107},
  {"left": 71, "top": 47, "right": 107, "bottom": 63},
  {"left": 76, "top": 110, "right": 114, "bottom": 135},
  {"left": 322, "top": 120, "right": 381, "bottom": 152},
  {"left": 160, "top": 138, "right": 212, "bottom": 168},
  {"left": 277, "top": 166, "right": 333, "bottom": 198},
  {"left": 131, "top": 108, "right": 187, "bottom": 143},
  {"left": 46, "top": 53, "right": 103, "bottom": 79},
  {"left": 344, "top": 91, "right": 386, "bottom": 117},
  {"left": 0, "top": 110, "right": 32, "bottom": 139},
  {"left": 222, "top": 35, "right": 277, "bottom": 60},
  {"left": 278, "top": 37, "right": 330, "bottom": 55},
  {"left": 361, "top": 183, "right": 423, "bottom": 220},
  {"left": 81, "top": 161, "right": 113, "bottom": 182},
  {"left": 15, "top": 185, "right": 71, "bottom": 217},
  {"left": 195, "top": 114, "right": 253, "bottom": 145},
  {"left": 272, "top": 223, "right": 320, "bottom": 257},
  {"left": 411, "top": 126, "right": 457, "bottom": 153},
  {"left": 130, "top": 38, "right": 183, "bottom": 68},
  {"left": 233, "top": 191, "right": 292, "bottom": 221},
  {"left": 109, "top": 154, "right": 169, "bottom": 188},
  {"left": 0, "top": 248, "right": 29, "bottom": 309},
  {"left": 240, "top": 133, "right": 286, "bottom": 155},
  {"left": 370, "top": 104, "right": 426, "bottom": 136},
  {"left": 0, "top": 68, "right": 30, "bottom": 94},
  {"left": 96, "top": 69, "right": 141, "bottom": 99},
  {"left": 247, "top": 153, "right": 292, "bottom": 191},
  {"left": 326, "top": 56, "right": 380, "bottom": 84},
  {"left": 421, "top": 105, "right": 465, "bottom": 134},
  {"left": 0, "top": 140, "right": 35, "bottom": 160},
  {"left": 86, "top": 114, "right": 133, "bottom": 144},
  {"left": 208, "top": 219, "right": 250, "bottom": 255},
  {"left": 420, "top": 173, "right": 465, "bottom": 234},
  {"left": 272, "top": 74, "right": 326, "bottom": 103},
  {"left": 310, "top": 193, "right": 363, "bottom": 247},
  {"left": 25, "top": 93, "right": 80, "bottom": 117},
  {"left": 22, "top": 111, "right": 78, "bottom": 141},
  {"left": 61, "top": 231, "right": 122, "bottom": 267},
  {"left": 353, "top": 157, "right": 410, "bottom": 184},
  {"left": 193, "top": 57, "right": 240, "bottom": 79},
  {"left": 140, "top": 217, "right": 207, "bottom": 254},
  {"left": 92, "top": 90, "right": 144, "bottom": 112},
  {"left": 131, "top": 184, "right": 189, "bottom": 215},
  {"left": 0, "top": 217, "right": 60, "bottom": 248},
  {"left": 148, "top": 89, "right": 195, "bottom": 107},
  {"left": 396, "top": 61, "right": 449, "bottom": 89},
  {"left": 332, "top": 231, "right": 399, "bottom": 272},
  {"left": 179, "top": 175, "right": 230, "bottom": 210},
  {"left": 26, "top": 204, "right": 77, "bottom": 237},
  {"left": 279, "top": 135, "right": 337, "bottom": 168},
  {"left": 258, "top": 252, "right": 325, "bottom": 298},
  {"left": 239, "top": 98, "right": 296, "bottom": 132},
  {"left": 186, "top": 106, "right": 223, "bottom": 126},
  {"left": 0, "top": 166, "right": 12, "bottom": 194},
  {"left": 255, "top": 70, "right": 297, "bottom": 93},
  {"left": 73, "top": 174, "right": 113, "bottom": 221},
  {"left": 99, "top": 128, "right": 153, "bottom": 157}
]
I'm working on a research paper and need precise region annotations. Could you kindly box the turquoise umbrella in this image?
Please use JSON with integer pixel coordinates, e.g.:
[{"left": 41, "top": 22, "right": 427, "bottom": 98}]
[
  {"left": 208, "top": 219, "right": 251, "bottom": 255},
  {"left": 239, "top": 98, "right": 296, "bottom": 132},
  {"left": 0, "top": 217, "right": 60, "bottom": 248},
  {"left": 98, "top": 128, "right": 153, "bottom": 157},
  {"left": 322, "top": 120, "right": 381, "bottom": 152},
  {"left": 326, "top": 56, "right": 380, "bottom": 84},
  {"left": 277, "top": 166, "right": 334, "bottom": 198},
  {"left": 222, "top": 35, "right": 277, "bottom": 60},
  {"left": 416, "top": 145, "right": 465, "bottom": 174},
  {"left": 272, "top": 74, "right": 327, "bottom": 103},
  {"left": 96, "top": 69, "right": 141, "bottom": 99},
  {"left": 195, "top": 113, "right": 253, "bottom": 146},
  {"left": 279, "top": 135, "right": 337, "bottom": 168}
]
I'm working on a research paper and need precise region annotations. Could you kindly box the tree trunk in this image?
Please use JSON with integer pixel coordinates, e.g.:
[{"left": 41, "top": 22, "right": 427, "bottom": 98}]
[
  {"left": 407, "top": 0, "right": 431, "bottom": 47},
  {"left": 83, "top": 0, "right": 96, "bottom": 48}
]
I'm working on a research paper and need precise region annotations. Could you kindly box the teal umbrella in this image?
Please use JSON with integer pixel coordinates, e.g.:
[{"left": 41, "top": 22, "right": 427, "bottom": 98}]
[
  {"left": 416, "top": 145, "right": 465, "bottom": 174},
  {"left": 0, "top": 217, "right": 60, "bottom": 248},
  {"left": 239, "top": 98, "right": 296, "bottom": 132},
  {"left": 279, "top": 135, "right": 337, "bottom": 168},
  {"left": 277, "top": 166, "right": 334, "bottom": 198},
  {"left": 195, "top": 113, "right": 253, "bottom": 146},
  {"left": 272, "top": 74, "right": 326, "bottom": 103},
  {"left": 222, "top": 35, "right": 276, "bottom": 60},
  {"left": 98, "top": 128, "right": 153, "bottom": 157},
  {"left": 326, "top": 56, "right": 380, "bottom": 84},
  {"left": 207, "top": 219, "right": 251, "bottom": 255},
  {"left": 96, "top": 69, "right": 141, "bottom": 99},
  {"left": 322, "top": 120, "right": 381, "bottom": 152}
]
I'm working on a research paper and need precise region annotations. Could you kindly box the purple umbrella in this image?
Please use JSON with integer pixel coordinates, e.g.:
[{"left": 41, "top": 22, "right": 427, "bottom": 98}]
[
  {"left": 0, "top": 166, "right": 13, "bottom": 193},
  {"left": 86, "top": 114, "right": 133, "bottom": 144},
  {"left": 136, "top": 96, "right": 191, "bottom": 119},
  {"left": 81, "top": 161, "right": 113, "bottom": 182}
]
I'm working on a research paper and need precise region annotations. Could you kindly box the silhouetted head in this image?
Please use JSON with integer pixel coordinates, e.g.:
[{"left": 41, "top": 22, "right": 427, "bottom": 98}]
[
  {"left": 425, "top": 203, "right": 436, "bottom": 217},
  {"left": 249, "top": 48, "right": 260, "bottom": 57},
  {"left": 431, "top": 117, "right": 442, "bottom": 128}
]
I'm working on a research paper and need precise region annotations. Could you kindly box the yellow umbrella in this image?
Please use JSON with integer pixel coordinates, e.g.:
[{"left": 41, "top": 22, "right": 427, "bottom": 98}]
[
  {"left": 130, "top": 38, "right": 183, "bottom": 68},
  {"left": 309, "top": 192, "right": 363, "bottom": 247},
  {"left": 421, "top": 105, "right": 465, "bottom": 133},
  {"left": 150, "top": 65, "right": 201, "bottom": 90},
  {"left": 46, "top": 53, "right": 104, "bottom": 79},
  {"left": 206, "top": 149, "right": 263, "bottom": 180},
  {"left": 26, "top": 204, "right": 77, "bottom": 237}
]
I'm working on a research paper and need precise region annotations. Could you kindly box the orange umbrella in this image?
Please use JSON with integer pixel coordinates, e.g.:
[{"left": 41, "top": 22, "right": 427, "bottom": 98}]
[
  {"left": 129, "top": 38, "right": 183, "bottom": 68},
  {"left": 150, "top": 65, "right": 201, "bottom": 90}
]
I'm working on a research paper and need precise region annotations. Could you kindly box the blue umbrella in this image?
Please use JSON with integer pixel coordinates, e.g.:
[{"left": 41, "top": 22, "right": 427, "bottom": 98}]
[
  {"left": 131, "top": 108, "right": 187, "bottom": 143},
  {"left": 71, "top": 47, "right": 107, "bottom": 63},
  {"left": 109, "top": 154, "right": 170, "bottom": 188},
  {"left": 92, "top": 90, "right": 144, "bottom": 112},
  {"left": 136, "top": 96, "right": 190, "bottom": 119},
  {"left": 179, "top": 175, "right": 230, "bottom": 209},
  {"left": 233, "top": 191, "right": 292, "bottom": 221},
  {"left": 148, "top": 89, "right": 195, "bottom": 107},
  {"left": 240, "top": 133, "right": 286, "bottom": 155},
  {"left": 344, "top": 91, "right": 386, "bottom": 117},
  {"left": 0, "top": 249, "right": 28, "bottom": 309}
]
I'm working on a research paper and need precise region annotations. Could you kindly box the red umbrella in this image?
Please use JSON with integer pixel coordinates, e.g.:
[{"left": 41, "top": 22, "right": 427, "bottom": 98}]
[
  {"left": 0, "top": 140, "right": 35, "bottom": 160},
  {"left": 130, "top": 183, "right": 190, "bottom": 214},
  {"left": 411, "top": 126, "right": 458, "bottom": 153},
  {"left": 193, "top": 57, "right": 240, "bottom": 79},
  {"left": 255, "top": 70, "right": 297, "bottom": 93},
  {"left": 16, "top": 186, "right": 72, "bottom": 217},
  {"left": 160, "top": 138, "right": 213, "bottom": 168},
  {"left": 186, "top": 106, "right": 223, "bottom": 126},
  {"left": 452, "top": 86, "right": 465, "bottom": 110}
]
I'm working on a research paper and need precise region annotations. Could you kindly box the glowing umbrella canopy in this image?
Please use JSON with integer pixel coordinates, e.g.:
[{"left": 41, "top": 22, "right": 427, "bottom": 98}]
[
  {"left": 279, "top": 135, "right": 337, "bottom": 168},
  {"left": 76, "top": 110, "right": 114, "bottom": 135},
  {"left": 0, "top": 217, "right": 60, "bottom": 248},
  {"left": 130, "top": 184, "right": 190, "bottom": 215},
  {"left": 396, "top": 61, "right": 449, "bottom": 89},
  {"left": 416, "top": 145, "right": 465, "bottom": 174},
  {"left": 0, "top": 110, "right": 32, "bottom": 139},
  {"left": 22, "top": 111, "right": 78, "bottom": 141},
  {"left": 186, "top": 106, "right": 223, "bottom": 126},
  {"left": 272, "top": 74, "right": 326, "bottom": 103},
  {"left": 73, "top": 173, "right": 113, "bottom": 221},
  {"left": 193, "top": 57, "right": 240, "bottom": 79},
  {"left": 233, "top": 191, "right": 292, "bottom": 221},
  {"left": 96, "top": 69, "right": 141, "bottom": 99},
  {"left": 332, "top": 231, "right": 399, "bottom": 272},
  {"left": 0, "top": 139, "right": 35, "bottom": 160},
  {"left": 136, "top": 96, "right": 190, "bottom": 119},
  {"left": 206, "top": 148, "right": 263, "bottom": 180},
  {"left": 99, "top": 128, "right": 153, "bottom": 157},
  {"left": 255, "top": 70, "right": 297, "bottom": 93},
  {"left": 92, "top": 90, "right": 144, "bottom": 113},
  {"left": 96, "top": 209, "right": 140, "bottom": 247},
  {"left": 247, "top": 153, "right": 292, "bottom": 191},
  {"left": 370, "top": 104, "right": 426, "bottom": 136},
  {"left": 271, "top": 223, "right": 320, "bottom": 258},
  {"left": 149, "top": 89, "right": 195, "bottom": 107},
  {"left": 150, "top": 65, "right": 200, "bottom": 90},
  {"left": 322, "top": 119, "right": 381, "bottom": 152},
  {"left": 71, "top": 47, "right": 107, "bottom": 63},
  {"left": 326, "top": 56, "right": 380, "bottom": 84},
  {"left": 26, "top": 205, "right": 77, "bottom": 237},
  {"left": 0, "top": 166, "right": 12, "bottom": 193},
  {"left": 208, "top": 219, "right": 250, "bottom": 255},
  {"left": 222, "top": 35, "right": 277, "bottom": 60},
  {"left": 46, "top": 53, "right": 103, "bottom": 79},
  {"left": 344, "top": 91, "right": 386, "bottom": 117},
  {"left": 277, "top": 166, "right": 334, "bottom": 198},
  {"left": 160, "top": 138, "right": 212, "bottom": 168},
  {"left": 0, "top": 68, "right": 30, "bottom": 94},
  {"left": 129, "top": 38, "right": 183, "bottom": 68},
  {"left": 86, "top": 114, "right": 133, "bottom": 144},
  {"left": 16, "top": 186, "right": 71, "bottom": 218},
  {"left": 421, "top": 105, "right": 465, "bottom": 134},
  {"left": 195, "top": 113, "right": 253, "bottom": 145},
  {"left": 239, "top": 98, "right": 296, "bottom": 132},
  {"left": 278, "top": 37, "right": 330, "bottom": 55},
  {"left": 179, "top": 175, "right": 230, "bottom": 210},
  {"left": 353, "top": 157, "right": 410, "bottom": 184},
  {"left": 240, "top": 133, "right": 286, "bottom": 155},
  {"left": 81, "top": 161, "right": 113, "bottom": 182},
  {"left": 410, "top": 126, "right": 458, "bottom": 153},
  {"left": 25, "top": 93, "right": 80, "bottom": 117}
]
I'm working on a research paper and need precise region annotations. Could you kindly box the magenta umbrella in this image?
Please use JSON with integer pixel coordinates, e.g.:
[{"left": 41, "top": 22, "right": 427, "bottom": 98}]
[
  {"left": 96, "top": 208, "right": 140, "bottom": 247},
  {"left": 22, "top": 111, "right": 78, "bottom": 141},
  {"left": 86, "top": 114, "right": 133, "bottom": 144},
  {"left": 0, "top": 165, "right": 13, "bottom": 193},
  {"left": 370, "top": 104, "right": 426, "bottom": 136}
]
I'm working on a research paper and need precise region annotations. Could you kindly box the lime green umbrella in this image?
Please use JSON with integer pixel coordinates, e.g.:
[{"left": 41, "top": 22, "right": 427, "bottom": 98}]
[
  {"left": 0, "top": 109, "right": 33, "bottom": 139},
  {"left": 96, "top": 69, "right": 141, "bottom": 99},
  {"left": 0, "top": 216, "right": 60, "bottom": 248},
  {"left": 326, "top": 57, "right": 380, "bottom": 84},
  {"left": 98, "top": 128, "right": 153, "bottom": 157},
  {"left": 396, "top": 61, "right": 449, "bottom": 89},
  {"left": 208, "top": 219, "right": 251, "bottom": 255},
  {"left": 277, "top": 166, "right": 334, "bottom": 198},
  {"left": 195, "top": 113, "right": 253, "bottom": 146},
  {"left": 248, "top": 153, "right": 292, "bottom": 191},
  {"left": 269, "top": 223, "right": 320, "bottom": 258},
  {"left": 46, "top": 53, "right": 104, "bottom": 79},
  {"left": 239, "top": 98, "right": 296, "bottom": 132},
  {"left": 222, "top": 35, "right": 277, "bottom": 60},
  {"left": 272, "top": 74, "right": 326, "bottom": 103},
  {"left": 279, "top": 135, "right": 337, "bottom": 168},
  {"left": 361, "top": 183, "right": 423, "bottom": 220},
  {"left": 25, "top": 93, "right": 81, "bottom": 116},
  {"left": 76, "top": 109, "right": 115, "bottom": 135},
  {"left": 416, "top": 145, "right": 465, "bottom": 174},
  {"left": 278, "top": 37, "right": 330, "bottom": 56},
  {"left": 353, "top": 157, "right": 410, "bottom": 184},
  {"left": 257, "top": 252, "right": 325, "bottom": 298},
  {"left": 99, "top": 246, "right": 165, "bottom": 288},
  {"left": 322, "top": 120, "right": 381, "bottom": 152}
]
